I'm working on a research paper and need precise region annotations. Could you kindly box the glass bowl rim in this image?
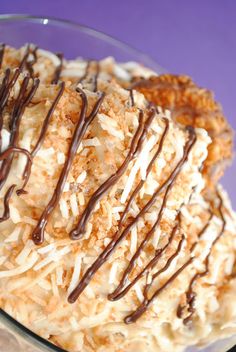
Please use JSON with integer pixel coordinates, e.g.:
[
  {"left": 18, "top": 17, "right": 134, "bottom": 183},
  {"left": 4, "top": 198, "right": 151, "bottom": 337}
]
[{"left": 0, "top": 13, "right": 164, "bottom": 72}]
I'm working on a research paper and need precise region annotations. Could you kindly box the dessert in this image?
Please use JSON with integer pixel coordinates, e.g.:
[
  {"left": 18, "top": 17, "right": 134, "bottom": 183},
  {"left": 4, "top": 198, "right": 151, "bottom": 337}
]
[{"left": 0, "top": 44, "right": 235, "bottom": 352}]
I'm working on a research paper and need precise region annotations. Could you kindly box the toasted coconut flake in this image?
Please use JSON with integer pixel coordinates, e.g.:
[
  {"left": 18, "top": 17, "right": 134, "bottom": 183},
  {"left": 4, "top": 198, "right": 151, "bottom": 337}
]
[
  {"left": 57, "top": 152, "right": 65, "bottom": 165},
  {"left": 59, "top": 198, "right": 69, "bottom": 219},
  {"left": 135, "top": 283, "right": 144, "bottom": 302},
  {"left": 109, "top": 261, "right": 118, "bottom": 285},
  {"left": 70, "top": 193, "right": 79, "bottom": 217},
  {"left": 56, "top": 267, "right": 63, "bottom": 286},
  {"left": 4, "top": 226, "right": 22, "bottom": 243},
  {"left": 63, "top": 182, "right": 70, "bottom": 192},
  {"left": 9, "top": 205, "right": 21, "bottom": 223},
  {"left": 15, "top": 240, "right": 34, "bottom": 265},
  {"left": 0, "top": 252, "right": 39, "bottom": 278},
  {"left": 34, "top": 246, "right": 71, "bottom": 271},
  {"left": 121, "top": 134, "right": 157, "bottom": 204},
  {"left": 78, "top": 192, "right": 85, "bottom": 206},
  {"left": 37, "top": 243, "right": 55, "bottom": 255},
  {"left": 76, "top": 171, "right": 87, "bottom": 184},
  {"left": 68, "top": 255, "right": 82, "bottom": 295},
  {"left": 83, "top": 137, "right": 101, "bottom": 147},
  {"left": 37, "top": 48, "right": 61, "bottom": 66},
  {"left": 130, "top": 226, "right": 138, "bottom": 255},
  {"left": 1, "top": 128, "right": 10, "bottom": 152}
]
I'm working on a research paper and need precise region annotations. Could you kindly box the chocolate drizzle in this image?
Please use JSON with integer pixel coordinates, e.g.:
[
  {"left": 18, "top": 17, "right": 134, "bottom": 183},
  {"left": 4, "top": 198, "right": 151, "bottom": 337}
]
[
  {"left": 18, "top": 45, "right": 31, "bottom": 72},
  {"left": 0, "top": 146, "right": 33, "bottom": 222},
  {"left": 18, "top": 82, "right": 65, "bottom": 195},
  {"left": 0, "top": 184, "right": 16, "bottom": 222},
  {"left": 125, "top": 256, "right": 194, "bottom": 324},
  {"left": 0, "top": 69, "right": 11, "bottom": 151},
  {"left": 0, "top": 44, "right": 221, "bottom": 325},
  {"left": 108, "top": 127, "right": 196, "bottom": 301},
  {"left": 77, "top": 61, "right": 91, "bottom": 85},
  {"left": 0, "top": 50, "right": 39, "bottom": 220},
  {"left": 0, "top": 43, "right": 38, "bottom": 77},
  {"left": 0, "top": 59, "right": 38, "bottom": 221},
  {"left": 109, "top": 218, "right": 180, "bottom": 301},
  {"left": 51, "top": 53, "right": 64, "bottom": 84},
  {"left": 0, "top": 43, "right": 5, "bottom": 69},
  {"left": 76, "top": 60, "right": 99, "bottom": 92},
  {"left": 31, "top": 88, "right": 105, "bottom": 245},
  {"left": 68, "top": 125, "right": 196, "bottom": 305},
  {"left": 0, "top": 69, "right": 21, "bottom": 135},
  {"left": 93, "top": 61, "right": 100, "bottom": 92},
  {"left": 70, "top": 107, "right": 156, "bottom": 239},
  {"left": 0, "top": 146, "right": 33, "bottom": 163},
  {"left": 109, "top": 181, "right": 177, "bottom": 301},
  {"left": 189, "top": 211, "right": 214, "bottom": 253},
  {"left": 129, "top": 89, "right": 134, "bottom": 107},
  {"left": 0, "top": 76, "right": 39, "bottom": 192},
  {"left": 177, "top": 192, "right": 226, "bottom": 325}
]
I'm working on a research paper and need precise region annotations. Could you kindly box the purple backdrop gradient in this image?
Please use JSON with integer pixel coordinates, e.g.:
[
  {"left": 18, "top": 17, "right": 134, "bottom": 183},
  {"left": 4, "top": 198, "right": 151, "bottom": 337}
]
[{"left": 0, "top": 0, "right": 235, "bottom": 206}]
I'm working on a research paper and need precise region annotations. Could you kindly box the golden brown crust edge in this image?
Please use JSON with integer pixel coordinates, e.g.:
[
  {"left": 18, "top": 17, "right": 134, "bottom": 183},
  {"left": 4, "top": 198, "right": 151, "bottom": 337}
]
[{"left": 132, "top": 74, "right": 234, "bottom": 187}]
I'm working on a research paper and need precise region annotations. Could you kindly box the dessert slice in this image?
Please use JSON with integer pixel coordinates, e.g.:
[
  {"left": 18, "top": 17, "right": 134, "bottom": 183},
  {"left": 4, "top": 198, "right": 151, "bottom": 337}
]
[
  {"left": 132, "top": 74, "right": 234, "bottom": 187},
  {"left": 0, "top": 67, "right": 211, "bottom": 351}
]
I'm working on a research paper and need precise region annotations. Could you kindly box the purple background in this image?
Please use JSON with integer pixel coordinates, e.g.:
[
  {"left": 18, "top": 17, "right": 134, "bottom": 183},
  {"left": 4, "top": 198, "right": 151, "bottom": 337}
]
[{"left": 0, "top": 0, "right": 235, "bottom": 206}]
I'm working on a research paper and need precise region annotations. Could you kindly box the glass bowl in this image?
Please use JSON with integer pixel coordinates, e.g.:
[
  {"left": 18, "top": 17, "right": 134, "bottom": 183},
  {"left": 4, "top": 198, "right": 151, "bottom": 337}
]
[{"left": 0, "top": 14, "right": 235, "bottom": 352}]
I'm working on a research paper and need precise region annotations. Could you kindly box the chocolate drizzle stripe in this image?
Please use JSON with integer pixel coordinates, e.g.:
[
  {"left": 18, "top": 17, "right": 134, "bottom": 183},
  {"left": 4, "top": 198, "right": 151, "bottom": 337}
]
[
  {"left": 0, "top": 77, "right": 39, "bottom": 192},
  {"left": 51, "top": 53, "right": 64, "bottom": 84},
  {"left": 0, "top": 69, "right": 11, "bottom": 151},
  {"left": 0, "top": 146, "right": 32, "bottom": 219},
  {"left": 178, "top": 192, "right": 226, "bottom": 325},
  {"left": 18, "top": 45, "right": 31, "bottom": 72},
  {"left": 0, "top": 146, "right": 33, "bottom": 183},
  {"left": 129, "top": 89, "right": 135, "bottom": 107},
  {"left": 9, "top": 76, "right": 30, "bottom": 132},
  {"left": 189, "top": 211, "right": 214, "bottom": 252},
  {"left": 124, "top": 256, "right": 194, "bottom": 324},
  {"left": 18, "top": 82, "right": 65, "bottom": 195},
  {"left": 0, "top": 75, "right": 30, "bottom": 185},
  {"left": 0, "top": 146, "right": 33, "bottom": 163},
  {"left": 142, "top": 234, "right": 186, "bottom": 301},
  {"left": 0, "top": 69, "right": 20, "bottom": 110},
  {"left": 77, "top": 61, "right": 91, "bottom": 85},
  {"left": 0, "top": 43, "right": 5, "bottom": 69},
  {"left": 93, "top": 62, "right": 100, "bottom": 92},
  {"left": 0, "top": 72, "right": 39, "bottom": 221},
  {"left": 108, "top": 221, "right": 180, "bottom": 301},
  {"left": 70, "top": 107, "right": 157, "bottom": 239},
  {"left": 149, "top": 234, "right": 185, "bottom": 283},
  {"left": 32, "top": 89, "right": 105, "bottom": 245},
  {"left": 0, "top": 69, "right": 21, "bottom": 158},
  {"left": 67, "top": 124, "right": 195, "bottom": 304},
  {"left": 0, "top": 69, "right": 10, "bottom": 103},
  {"left": 0, "top": 184, "right": 16, "bottom": 222}
]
